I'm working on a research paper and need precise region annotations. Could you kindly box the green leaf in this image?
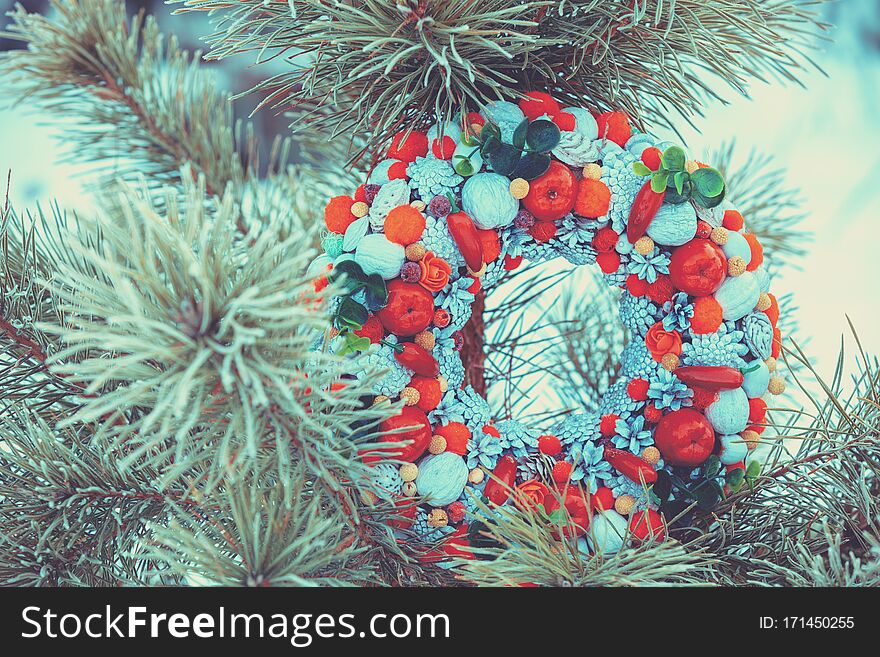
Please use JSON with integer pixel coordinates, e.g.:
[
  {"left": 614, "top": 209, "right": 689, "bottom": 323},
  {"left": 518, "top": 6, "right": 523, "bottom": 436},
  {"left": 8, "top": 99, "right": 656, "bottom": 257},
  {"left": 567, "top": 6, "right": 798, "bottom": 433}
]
[
  {"left": 480, "top": 122, "right": 501, "bottom": 144},
  {"left": 480, "top": 134, "right": 501, "bottom": 157},
  {"left": 694, "top": 481, "right": 722, "bottom": 510},
  {"left": 653, "top": 470, "right": 672, "bottom": 502},
  {"left": 525, "top": 119, "right": 561, "bottom": 153},
  {"left": 690, "top": 167, "right": 725, "bottom": 198},
  {"left": 363, "top": 273, "right": 388, "bottom": 308},
  {"left": 337, "top": 297, "right": 368, "bottom": 329},
  {"left": 512, "top": 152, "right": 551, "bottom": 181},
  {"left": 693, "top": 189, "right": 725, "bottom": 209},
  {"left": 650, "top": 171, "right": 669, "bottom": 193},
  {"left": 703, "top": 455, "right": 722, "bottom": 478},
  {"left": 674, "top": 171, "right": 688, "bottom": 195},
  {"left": 453, "top": 154, "right": 475, "bottom": 177},
  {"left": 726, "top": 467, "right": 745, "bottom": 492},
  {"left": 632, "top": 161, "right": 652, "bottom": 177},
  {"left": 661, "top": 145, "right": 686, "bottom": 171},
  {"left": 512, "top": 119, "right": 529, "bottom": 150},
  {"left": 487, "top": 143, "right": 522, "bottom": 177}
]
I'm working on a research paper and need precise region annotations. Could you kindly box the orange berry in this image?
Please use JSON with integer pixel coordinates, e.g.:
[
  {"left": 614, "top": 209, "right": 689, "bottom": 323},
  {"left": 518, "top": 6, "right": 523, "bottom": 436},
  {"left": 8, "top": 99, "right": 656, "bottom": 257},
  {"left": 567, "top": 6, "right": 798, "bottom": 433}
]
[
  {"left": 722, "top": 210, "right": 744, "bottom": 231},
  {"left": 690, "top": 296, "right": 723, "bottom": 334},
  {"left": 435, "top": 422, "right": 471, "bottom": 456},
  {"left": 324, "top": 195, "right": 357, "bottom": 234},
  {"left": 574, "top": 178, "right": 611, "bottom": 218},
  {"left": 384, "top": 205, "right": 426, "bottom": 245}
]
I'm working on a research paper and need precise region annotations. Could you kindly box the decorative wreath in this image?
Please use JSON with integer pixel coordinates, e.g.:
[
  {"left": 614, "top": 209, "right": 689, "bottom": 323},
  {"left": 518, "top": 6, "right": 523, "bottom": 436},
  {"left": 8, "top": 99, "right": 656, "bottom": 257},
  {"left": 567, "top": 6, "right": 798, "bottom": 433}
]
[{"left": 312, "top": 92, "right": 785, "bottom": 557}]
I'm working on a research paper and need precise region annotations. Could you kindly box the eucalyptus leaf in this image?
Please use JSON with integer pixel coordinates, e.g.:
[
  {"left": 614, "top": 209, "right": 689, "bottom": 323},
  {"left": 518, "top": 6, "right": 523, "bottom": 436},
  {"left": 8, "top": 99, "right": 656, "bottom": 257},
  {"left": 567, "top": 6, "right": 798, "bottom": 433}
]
[
  {"left": 512, "top": 118, "right": 529, "bottom": 149},
  {"left": 480, "top": 134, "right": 501, "bottom": 157},
  {"left": 487, "top": 143, "right": 522, "bottom": 177},
  {"left": 632, "top": 161, "right": 652, "bottom": 177},
  {"left": 674, "top": 171, "right": 688, "bottom": 196},
  {"left": 526, "top": 119, "right": 561, "bottom": 152},
  {"left": 363, "top": 273, "right": 388, "bottom": 308},
  {"left": 337, "top": 297, "right": 368, "bottom": 329},
  {"left": 690, "top": 167, "right": 725, "bottom": 198},
  {"left": 453, "top": 154, "right": 475, "bottom": 177},
  {"left": 512, "top": 152, "right": 551, "bottom": 181},
  {"left": 726, "top": 467, "right": 745, "bottom": 492},
  {"left": 650, "top": 171, "right": 669, "bottom": 193},
  {"left": 661, "top": 145, "right": 686, "bottom": 171},
  {"left": 480, "top": 122, "right": 501, "bottom": 143}
]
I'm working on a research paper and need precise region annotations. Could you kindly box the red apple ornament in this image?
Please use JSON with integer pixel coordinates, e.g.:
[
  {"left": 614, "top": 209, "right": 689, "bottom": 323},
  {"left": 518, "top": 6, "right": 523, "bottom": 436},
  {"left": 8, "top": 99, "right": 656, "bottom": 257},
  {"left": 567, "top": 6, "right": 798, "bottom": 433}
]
[
  {"left": 364, "top": 406, "right": 432, "bottom": 464},
  {"left": 522, "top": 161, "right": 577, "bottom": 221},
  {"left": 668, "top": 239, "right": 727, "bottom": 296},
  {"left": 377, "top": 280, "right": 435, "bottom": 336},
  {"left": 652, "top": 408, "right": 715, "bottom": 467}
]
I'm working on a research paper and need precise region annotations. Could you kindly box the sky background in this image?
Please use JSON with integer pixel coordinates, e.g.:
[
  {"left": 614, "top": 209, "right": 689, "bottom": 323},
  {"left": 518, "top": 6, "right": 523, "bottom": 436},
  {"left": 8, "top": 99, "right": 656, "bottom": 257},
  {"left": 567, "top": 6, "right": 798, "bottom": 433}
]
[{"left": 2, "top": 0, "right": 879, "bottom": 417}]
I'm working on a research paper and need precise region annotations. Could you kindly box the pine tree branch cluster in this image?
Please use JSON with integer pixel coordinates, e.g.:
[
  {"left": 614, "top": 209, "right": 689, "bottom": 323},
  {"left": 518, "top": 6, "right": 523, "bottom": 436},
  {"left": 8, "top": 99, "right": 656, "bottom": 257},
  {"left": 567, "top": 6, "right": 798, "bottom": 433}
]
[{"left": 174, "top": 0, "right": 828, "bottom": 160}]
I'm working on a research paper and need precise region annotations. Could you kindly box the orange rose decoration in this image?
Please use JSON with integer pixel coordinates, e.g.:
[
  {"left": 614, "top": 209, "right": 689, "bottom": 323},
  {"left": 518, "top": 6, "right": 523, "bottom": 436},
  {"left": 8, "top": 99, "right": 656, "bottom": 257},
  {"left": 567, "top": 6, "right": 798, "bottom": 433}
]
[
  {"left": 645, "top": 322, "right": 683, "bottom": 362},
  {"left": 418, "top": 251, "right": 452, "bottom": 292},
  {"left": 513, "top": 479, "right": 550, "bottom": 512}
]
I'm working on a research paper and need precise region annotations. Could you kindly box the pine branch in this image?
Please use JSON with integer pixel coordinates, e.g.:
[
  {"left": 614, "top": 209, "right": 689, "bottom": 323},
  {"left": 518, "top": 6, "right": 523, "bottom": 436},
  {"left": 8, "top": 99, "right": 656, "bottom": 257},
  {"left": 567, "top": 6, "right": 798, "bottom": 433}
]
[{"left": 174, "top": 0, "right": 829, "bottom": 159}]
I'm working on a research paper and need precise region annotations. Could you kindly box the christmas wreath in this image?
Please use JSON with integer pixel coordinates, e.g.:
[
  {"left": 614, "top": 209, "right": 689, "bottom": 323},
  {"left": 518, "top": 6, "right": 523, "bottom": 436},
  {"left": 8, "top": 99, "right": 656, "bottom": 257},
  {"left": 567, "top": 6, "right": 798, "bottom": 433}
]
[{"left": 312, "top": 92, "right": 785, "bottom": 557}]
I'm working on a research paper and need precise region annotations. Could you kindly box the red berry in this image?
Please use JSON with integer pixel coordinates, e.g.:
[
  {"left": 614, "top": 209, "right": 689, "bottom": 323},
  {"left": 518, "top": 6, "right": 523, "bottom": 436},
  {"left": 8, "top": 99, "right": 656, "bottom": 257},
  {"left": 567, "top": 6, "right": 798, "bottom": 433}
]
[
  {"left": 538, "top": 434, "right": 562, "bottom": 456},
  {"left": 596, "top": 111, "right": 631, "bottom": 146},
  {"left": 431, "top": 135, "right": 456, "bottom": 159},
  {"left": 553, "top": 111, "right": 576, "bottom": 131},
  {"left": 640, "top": 146, "right": 662, "bottom": 171},
  {"left": 630, "top": 509, "right": 665, "bottom": 542},
  {"left": 354, "top": 315, "right": 384, "bottom": 343},
  {"left": 748, "top": 397, "right": 768, "bottom": 424},
  {"left": 354, "top": 184, "right": 369, "bottom": 203},
  {"left": 627, "top": 378, "right": 649, "bottom": 401},
  {"left": 590, "top": 487, "right": 615, "bottom": 512},
  {"left": 596, "top": 250, "right": 621, "bottom": 274},
  {"left": 646, "top": 274, "right": 674, "bottom": 305},
  {"left": 435, "top": 422, "right": 471, "bottom": 455},
  {"left": 482, "top": 424, "right": 501, "bottom": 438},
  {"left": 409, "top": 376, "right": 442, "bottom": 412},
  {"left": 626, "top": 274, "right": 649, "bottom": 297},
  {"left": 722, "top": 210, "right": 744, "bottom": 231},
  {"left": 447, "top": 501, "right": 466, "bottom": 523},
  {"left": 433, "top": 308, "right": 451, "bottom": 328},
  {"left": 643, "top": 404, "right": 663, "bottom": 423},
  {"left": 696, "top": 219, "right": 712, "bottom": 239},
  {"left": 504, "top": 254, "right": 523, "bottom": 270},
  {"left": 691, "top": 388, "right": 719, "bottom": 410},
  {"left": 518, "top": 91, "right": 561, "bottom": 121},
  {"left": 551, "top": 461, "right": 573, "bottom": 484},
  {"left": 387, "top": 130, "right": 428, "bottom": 163},
  {"left": 592, "top": 226, "right": 619, "bottom": 253},
  {"left": 600, "top": 414, "right": 619, "bottom": 437},
  {"left": 387, "top": 160, "right": 409, "bottom": 180}
]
